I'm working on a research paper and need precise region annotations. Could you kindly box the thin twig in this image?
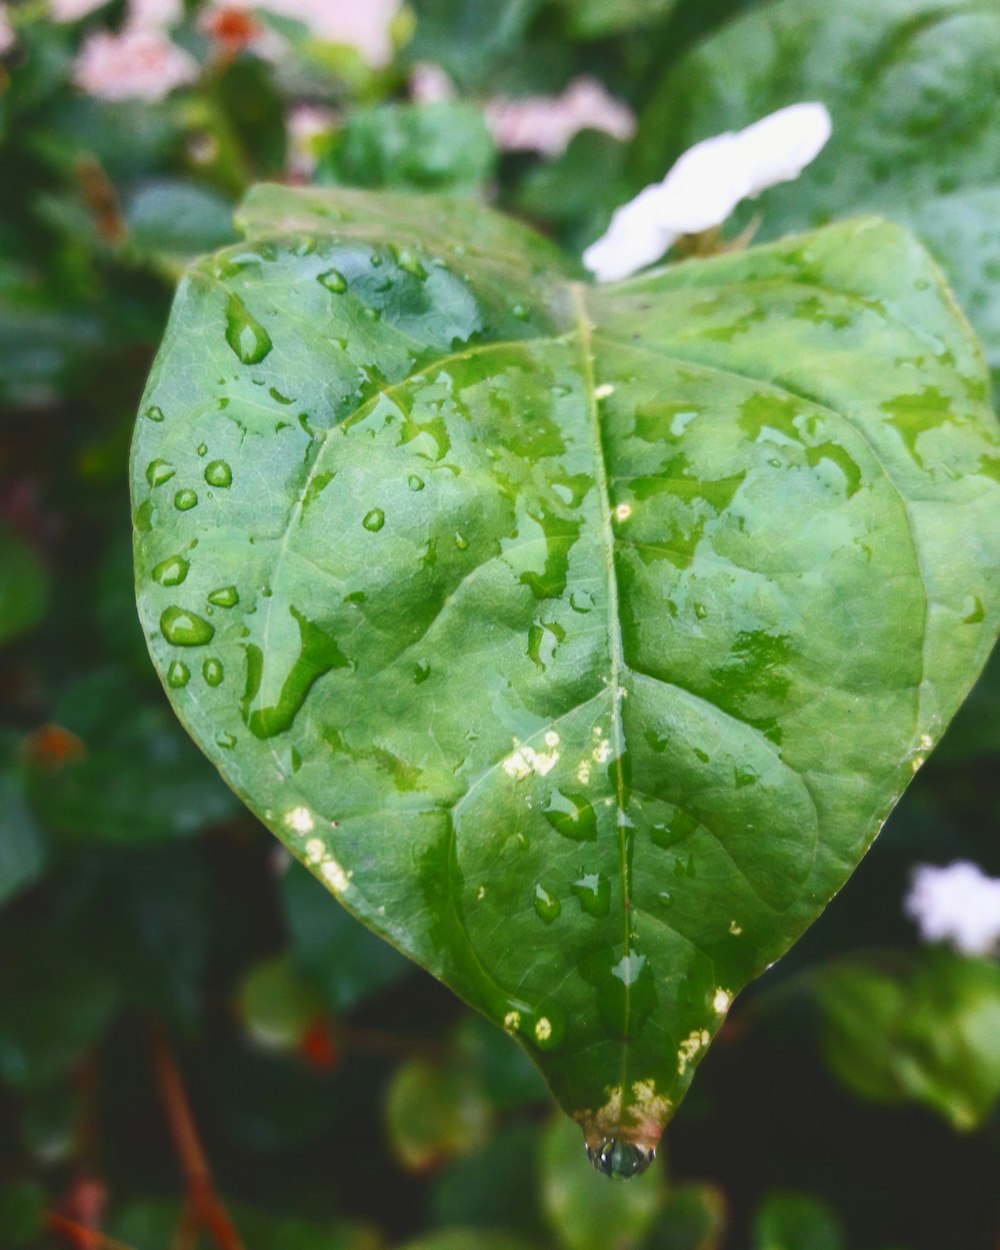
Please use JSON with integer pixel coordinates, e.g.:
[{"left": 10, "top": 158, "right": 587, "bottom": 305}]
[{"left": 147, "top": 1025, "right": 245, "bottom": 1250}]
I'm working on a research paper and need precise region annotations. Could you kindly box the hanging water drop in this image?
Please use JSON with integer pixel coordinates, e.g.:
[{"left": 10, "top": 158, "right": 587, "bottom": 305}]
[{"left": 586, "top": 1138, "right": 656, "bottom": 1180}]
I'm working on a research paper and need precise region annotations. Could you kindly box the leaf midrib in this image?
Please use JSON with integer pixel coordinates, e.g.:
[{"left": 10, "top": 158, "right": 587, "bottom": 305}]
[{"left": 572, "top": 282, "right": 637, "bottom": 1119}]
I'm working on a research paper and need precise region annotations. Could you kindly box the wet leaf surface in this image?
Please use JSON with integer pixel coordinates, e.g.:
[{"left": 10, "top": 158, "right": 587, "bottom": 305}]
[{"left": 132, "top": 185, "right": 1000, "bottom": 1158}]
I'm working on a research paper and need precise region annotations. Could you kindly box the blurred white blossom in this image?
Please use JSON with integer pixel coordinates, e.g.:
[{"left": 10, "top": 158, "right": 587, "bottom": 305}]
[
  {"left": 583, "top": 102, "right": 832, "bottom": 282},
  {"left": 410, "top": 62, "right": 456, "bottom": 105},
  {"left": 0, "top": 5, "right": 14, "bottom": 56},
  {"left": 905, "top": 861, "right": 1000, "bottom": 956},
  {"left": 73, "top": 25, "right": 198, "bottom": 101},
  {"left": 50, "top": 0, "right": 107, "bottom": 21},
  {"left": 485, "top": 77, "right": 635, "bottom": 158}
]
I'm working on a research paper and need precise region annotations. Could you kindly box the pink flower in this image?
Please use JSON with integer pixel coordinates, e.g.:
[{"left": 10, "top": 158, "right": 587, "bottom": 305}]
[
  {"left": 410, "top": 63, "right": 456, "bottom": 105},
  {"left": 73, "top": 26, "right": 198, "bottom": 101},
  {"left": 129, "top": 0, "right": 183, "bottom": 28},
  {"left": 485, "top": 77, "right": 636, "bottom": 159},
  {"left": 286, "top": 103, "right": 335, "bottom": 181},
  {"left": 0, "top": 5, "right": 14, "bottom": 56},
  {"left": 211, "top": 0, "right": 401, "bottom": 67},
  {"left": 50, "top": 0, "right": 108, "bottom": 21}
]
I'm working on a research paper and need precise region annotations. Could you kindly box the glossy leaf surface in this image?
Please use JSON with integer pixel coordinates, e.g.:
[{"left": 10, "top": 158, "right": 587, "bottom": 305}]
[{"left": 132, "top": 185, "right": 1000, "bottom": 1157}]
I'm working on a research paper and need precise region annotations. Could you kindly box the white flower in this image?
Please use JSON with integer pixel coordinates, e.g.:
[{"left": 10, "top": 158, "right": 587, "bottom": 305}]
[
  {"left": 905, "top": 861, "right": 1000, "bottom": 957},
  {"left": 485, "top": 76, "right": 636, "bottom": 159},
  {"left": 0, "top": 4, "right": 14, "bottom": 56},
  {"left": 73, "top": 26, "right": 198, "bottom": 101},
  {"left": 583, "top": 102, "right": 832, "bottom": 283}
]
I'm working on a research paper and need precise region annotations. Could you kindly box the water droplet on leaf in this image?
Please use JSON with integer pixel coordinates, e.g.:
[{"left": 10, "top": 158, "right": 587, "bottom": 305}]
[
  {"left": 225, "top": 294, "right": 272, "bottom": 364},
  {"left": 205, "top": 460, "right": 232, "bottom": 488},
  {"left": 146, "top": 460, "right": 175, "bottom": 487},
  {"left": 363, "top": 508, "right": 385, "bottom": 532},
  {"left": 533, "top": 883, "right": 561, "bottom": 924},
  {"left": 174, "top": 489, "right": 198, "bottom": 511},
  {"left": 203, "top": 658, "right": 224, "bottom": 686},
  {"left": 166, "top": 660, "right": 190, "bottom": 688},
  {"left": 318, "top": 268, "right": 347, "bottom": 293},
  {"left": 161, "top": 606, "right": 215, "bottom": 647},
  {"left": 544, "top": 790, "right": 597, "bottom": 841},
  {"left": 153, "top": 555, "right": 189, "bottom": 587}
]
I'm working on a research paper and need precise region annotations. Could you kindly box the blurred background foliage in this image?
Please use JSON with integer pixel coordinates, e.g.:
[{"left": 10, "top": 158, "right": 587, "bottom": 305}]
[{"left": 0, "top": 0, "right": 999, "bottom": 1248}]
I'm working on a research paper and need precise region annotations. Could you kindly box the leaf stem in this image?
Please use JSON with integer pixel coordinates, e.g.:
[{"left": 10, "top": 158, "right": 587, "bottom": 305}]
[{"left": 147, "top": 1024, "right": 246, "bottom": 1250}]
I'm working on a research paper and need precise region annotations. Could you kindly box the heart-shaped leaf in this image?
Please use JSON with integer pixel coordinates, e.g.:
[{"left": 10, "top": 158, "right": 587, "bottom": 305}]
[{"left": 131, "top": 186, "right": 1000, "bottom": 1171}]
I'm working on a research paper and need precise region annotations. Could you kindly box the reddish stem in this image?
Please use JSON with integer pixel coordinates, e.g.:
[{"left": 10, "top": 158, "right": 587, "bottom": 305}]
[
  {"left": 148, "top": 1026, "right": 246, "bottom": 1250},
  {"left": 46, "top": 1212, "right": 135, "bottom": 1250}
]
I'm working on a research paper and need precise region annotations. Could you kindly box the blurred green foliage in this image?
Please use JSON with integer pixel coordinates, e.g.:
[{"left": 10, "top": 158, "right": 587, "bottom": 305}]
[{"left": 0, "top": 1, "right": 998, "bottom": 1248}]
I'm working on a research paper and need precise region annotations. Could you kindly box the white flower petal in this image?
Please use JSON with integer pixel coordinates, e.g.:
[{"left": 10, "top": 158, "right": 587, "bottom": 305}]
[
  {"left": 583, "top": 100, "right": 832, "bottom": 283},
  {"left": 738, "top": 102, "right": 832, "bottom": 197},
  {"left": 582, "top": 184, "right": 680, "bottom": 282},
  {"left": 905, "top": 860, "right": 1000, "bottom": 956}
]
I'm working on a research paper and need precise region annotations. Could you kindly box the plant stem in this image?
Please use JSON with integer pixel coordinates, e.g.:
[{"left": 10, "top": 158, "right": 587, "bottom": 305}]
[
  {"left": 46, "top": 1212, "right": 135, "bottom": 1250},
  {"left": 148, "top": 1025, "right": 246, "bottom": 1250}
]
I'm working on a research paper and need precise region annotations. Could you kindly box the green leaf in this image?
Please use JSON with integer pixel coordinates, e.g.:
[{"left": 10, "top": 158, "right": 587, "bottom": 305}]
[
  {"left": 318, "top": 103, "right": 497, "bottom": 196},
  {"left": 0, "top": 928, "right": 119, "bottom": 1093},
  {"left": 126, "top": 179, "right": 238, "bottom": 270},
  {"left": 280, "top": 858, "right": 412, "bottom": 1013},
  {"left": 0, "top": 525, "right": 50, "bottom": 645},
  {"left": 430, "top": 1122, "right": 545, "bottom": 1237},
  {"left": 0, "top": 737, "right": 47, "bottom": 908},
  {"left": 647, "top": 1183, "right": 727, "bottom": 1250},
  {"left": 406, "top": 0, "right": 544, "bottom": 90},
  {"left": 752, "top": 1191, "right": 844, "bottom": 1250},
  {"left": 400, "top": 1233, "right": 535, "bottom": 1250},
  {"left": 236, "top": 954, "right": 325, "bottom": 1051},
  {"left": 634, "top": 0, "right": 1000, "bottom": 383},
  {"left": 561, "top": 0, "right": 677, "bottom": 38},
  {"left": 815, "top": 949, "right": 1000, "bottom": 1131},
  {"left": 132, "top": 184, "right": 1000, "bottom": 1163},
  {"left": 27, "top": 669, "right": 239, "bottom": 844},
  {"left": 385, "top": 1056, "right": 495, "bottom": 1171},
  {"left": 540, "top": 1113, "right": 664, "bottom": 1250}
]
